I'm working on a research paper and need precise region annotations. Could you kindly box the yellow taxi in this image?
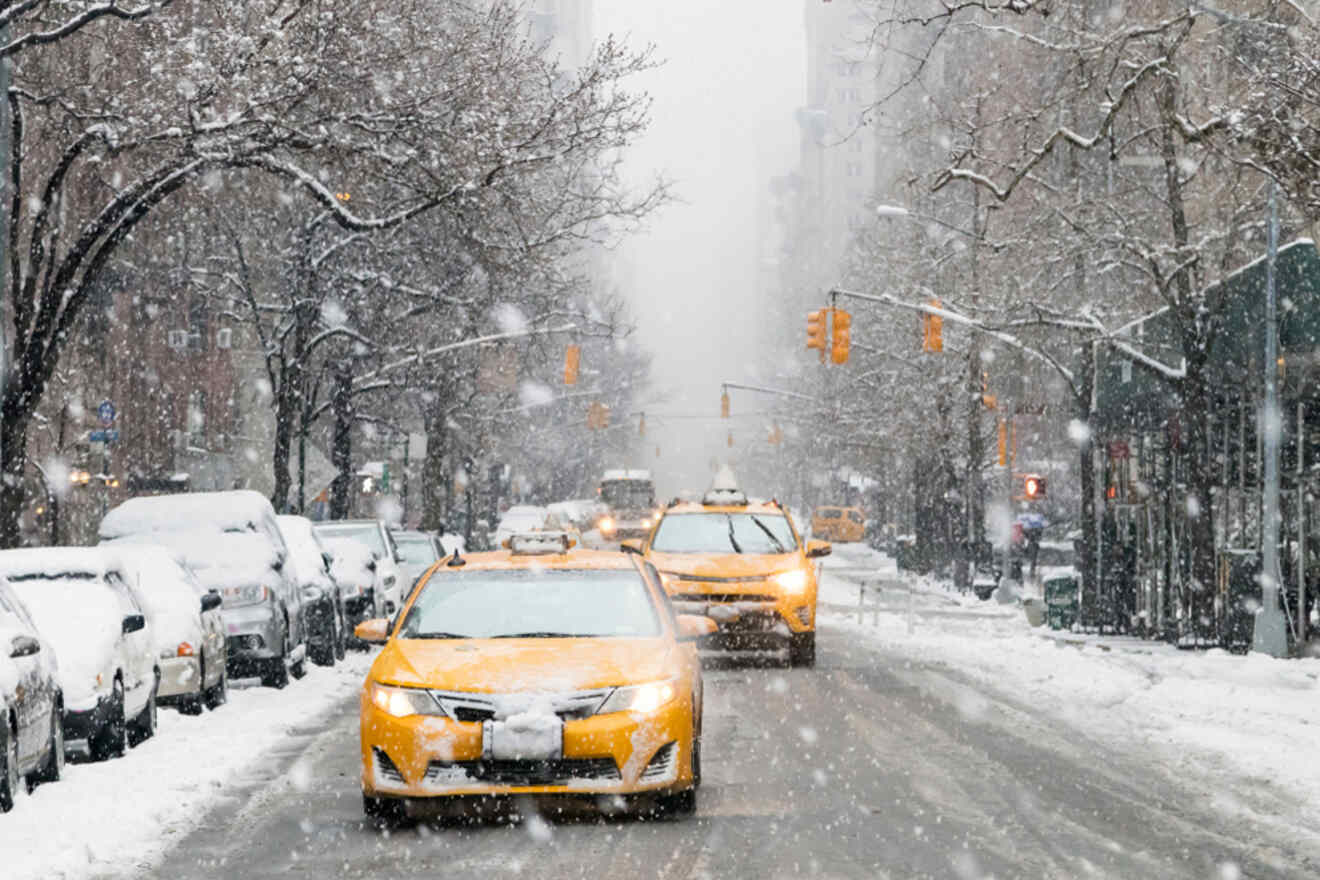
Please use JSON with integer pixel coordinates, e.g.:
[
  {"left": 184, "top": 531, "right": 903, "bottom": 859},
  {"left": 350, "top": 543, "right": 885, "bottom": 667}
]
[
  {"left": 631, "top": 485, "right": 831, "bottom": 667},
  {"left": 811, "top": 506, "right": 865, "bottom": 543},
  {"left": 354, "top": 531, "right": 714, "bottom": 823}
]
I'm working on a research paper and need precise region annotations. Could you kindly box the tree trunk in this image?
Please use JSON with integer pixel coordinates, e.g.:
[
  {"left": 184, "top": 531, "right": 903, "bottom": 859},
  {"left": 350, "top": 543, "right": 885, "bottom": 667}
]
[
  {"left": 329, "top": 360, "right": 353, "bottom": 520},
  {"left": 270, "top": 363, "right": 297, "bottom": 514},
  {"left": 420, "top": 394, "right": 449, "bottom": 533},
  {"left": 1159, "top": 66, "right": 1215, "bottom": 642}
]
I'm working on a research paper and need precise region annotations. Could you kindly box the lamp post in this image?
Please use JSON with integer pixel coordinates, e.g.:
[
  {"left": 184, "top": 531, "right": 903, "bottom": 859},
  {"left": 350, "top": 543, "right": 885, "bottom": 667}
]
[{"left": 1254, "top": 181, "right": 1289, "bottom": 657}]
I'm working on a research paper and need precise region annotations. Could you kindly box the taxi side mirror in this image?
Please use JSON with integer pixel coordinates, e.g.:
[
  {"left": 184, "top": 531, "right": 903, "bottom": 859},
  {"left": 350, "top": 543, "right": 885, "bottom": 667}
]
[
  {"left": 676, "top": 614, "right": 717, "bottom": 642},
  {"left": 620, "top": 538, "right": 644, "bottom": 555},
  {"left": 354, "top": 618, "right": 391, "bottom": 644},
  {"left": 806, "top": 540, "right": 832, "bottom": 559}
]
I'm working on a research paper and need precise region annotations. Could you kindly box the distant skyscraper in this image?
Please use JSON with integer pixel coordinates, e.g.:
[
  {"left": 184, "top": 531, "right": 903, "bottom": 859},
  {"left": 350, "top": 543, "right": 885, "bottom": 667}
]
[
  {"left": 796, "top": 0, "right": 879, "bottom": 298},
  {"left": 530, "top": 0, "right": 595, "bottom": 70}
]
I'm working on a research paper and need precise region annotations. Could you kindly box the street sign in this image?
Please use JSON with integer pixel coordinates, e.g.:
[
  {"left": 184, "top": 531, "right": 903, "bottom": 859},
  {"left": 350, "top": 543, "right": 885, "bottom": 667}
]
[
  {"left": 98, "top": 400, "right": 116, "bottom": 427},
  {"left": 89, "top": 429, "right": 120, "bottom": 444}
]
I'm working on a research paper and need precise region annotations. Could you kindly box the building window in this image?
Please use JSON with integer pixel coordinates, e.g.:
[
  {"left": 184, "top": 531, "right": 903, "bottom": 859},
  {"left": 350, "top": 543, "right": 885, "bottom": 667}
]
[
  {"left": 188, "top": 295, "right": 208, "bottom": 353},
  {"left": 187, "top": 389, "right": 207, "bottom": 449}
]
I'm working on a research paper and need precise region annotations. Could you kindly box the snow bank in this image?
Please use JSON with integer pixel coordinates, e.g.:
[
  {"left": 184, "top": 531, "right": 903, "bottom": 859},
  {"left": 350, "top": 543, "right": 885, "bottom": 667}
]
[{"left": 1, "top": 652, "right": 374, "bottom": 880}]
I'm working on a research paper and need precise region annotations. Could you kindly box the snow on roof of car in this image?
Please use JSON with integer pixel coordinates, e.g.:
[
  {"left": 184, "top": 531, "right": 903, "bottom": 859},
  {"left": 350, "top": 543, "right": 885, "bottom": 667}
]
[
  {"left": 0, "top": 546, "right": 116, "bottom": 581},
  {"left": 98, "top": 489, "right": 278, "bottom": 540},
  {"left": 602, "top": 469, "right": 652, "bottom": 481},
  {"left": 116, "top": 529, "right": 285, "bottom": 591}
]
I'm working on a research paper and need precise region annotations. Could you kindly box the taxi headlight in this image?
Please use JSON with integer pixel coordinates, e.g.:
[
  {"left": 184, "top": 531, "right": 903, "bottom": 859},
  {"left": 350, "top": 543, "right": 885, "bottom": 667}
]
[
  {"left": 367, "top": 681, "right": 446, "bottom": 719},
  {"left": 599, "top": 516, "right": 616, "bottom": 533},
  {"left": 772, "top": 568, "right": 810, "bottom": 595},
  {"left": 597, "top": 678, "right": 678, "bottom": 715}
]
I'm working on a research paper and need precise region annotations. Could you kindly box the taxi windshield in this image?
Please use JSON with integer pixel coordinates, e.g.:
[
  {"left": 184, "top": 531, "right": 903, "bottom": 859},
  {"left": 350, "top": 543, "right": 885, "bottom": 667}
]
[
  {"left": 398, "top": 569, "right": 660, "bottom": 639},
  {"left": 650, "top": 513, "right": 797, "bottom": 555}
]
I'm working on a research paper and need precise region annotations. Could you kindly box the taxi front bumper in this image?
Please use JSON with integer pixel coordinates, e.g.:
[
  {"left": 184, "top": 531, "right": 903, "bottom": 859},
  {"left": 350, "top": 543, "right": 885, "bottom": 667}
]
[
  {"left": 360, "top": 692, "right": 695, "bottom": 800},
  {"left": 669, "top": 592, "right": 815, "bottom": 637}
]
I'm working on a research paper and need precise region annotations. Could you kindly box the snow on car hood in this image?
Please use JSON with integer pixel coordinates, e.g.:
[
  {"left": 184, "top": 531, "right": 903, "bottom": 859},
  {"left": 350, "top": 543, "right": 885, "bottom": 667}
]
[
  {"left": 646, "top": 551, "right": 800, "bottom": 580},
  {"left": 376, "top": 637, "right": 674, "bottom": 693},
  {"left": 8, "top": 577, "right": 122, "bottom": 705}
]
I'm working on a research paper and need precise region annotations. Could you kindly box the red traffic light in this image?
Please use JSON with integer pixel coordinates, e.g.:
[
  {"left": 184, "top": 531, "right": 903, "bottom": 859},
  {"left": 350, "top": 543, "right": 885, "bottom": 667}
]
[{"left": 1024, "top": 475, "right": 1046, "bottom": 499}]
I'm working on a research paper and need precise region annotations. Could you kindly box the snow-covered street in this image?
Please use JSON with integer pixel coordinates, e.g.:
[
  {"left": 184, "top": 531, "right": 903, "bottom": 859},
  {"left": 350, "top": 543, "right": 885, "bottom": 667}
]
[
  {"left": 3, "top": 653, "right": 373, "bottom": 880},
  {"left": 819, "top": 543, "right": 1320, "bottom": 862}
]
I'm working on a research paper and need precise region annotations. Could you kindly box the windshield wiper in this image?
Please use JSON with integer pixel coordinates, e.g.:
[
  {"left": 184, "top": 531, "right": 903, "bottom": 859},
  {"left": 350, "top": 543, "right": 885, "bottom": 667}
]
[
  {"left": 491, "top": 631, "right": 579, "bottom": 639},
  {"left": 406, "top": 631, "right": 468, "bottom": 639},
  {"left": 748, "top": 515, "right": 786, "bottom": 553},
  {"left": 725, "top": 515, "right": 743, "bottom": 553}
]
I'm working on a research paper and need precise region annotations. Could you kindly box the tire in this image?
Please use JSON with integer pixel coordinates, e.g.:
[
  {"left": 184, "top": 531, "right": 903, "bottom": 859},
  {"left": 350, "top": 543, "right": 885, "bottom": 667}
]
[
  {"left": 0, "top": 723, "right": 18, "bottom": 813},
  {"left": 655, "top": 786, "right": 696, "bottom": 819},
  {"left": 261, "top": 628, "right": 291, "bottom": 689},
  {"left": 129, "top": 678, "right": 158, "bottom": 747},
  {"left": 91, "top": 679, "right": 128, "bottom": 761},
  {"left": 789, "top": 631, "right": 816, "bottom": 668},
  {"left": 180, "top": 666, "right": 204, "bottom": 716},
  {"left": 31, "top": 706, "right": 64, "bottom": 785},
  {"left": 204, "top": 665, "right": 228, "bottom": 710},
  {"left": 290, "top": 650, "right": 307, "bottom": 680},
  {"left": 363, "top": 794, "right": 408, "bottom": 827}
]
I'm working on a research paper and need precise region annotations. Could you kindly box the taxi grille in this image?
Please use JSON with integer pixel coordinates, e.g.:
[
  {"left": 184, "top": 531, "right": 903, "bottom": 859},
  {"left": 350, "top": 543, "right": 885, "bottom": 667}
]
[
  {"left": 640, "top": 742, "right": 678, "bottom": 781},
  {"left": 672, "top": 593, "right": 776, "bottom": 604},
  {"left": 424, "top": 758, "right": 620, "bottom": 786},
  {"left": 670, "top": 573, "right": 767, "bottom": 583},
  {"left": 373, "top": 748, "right": 405, "bottom": 784}
]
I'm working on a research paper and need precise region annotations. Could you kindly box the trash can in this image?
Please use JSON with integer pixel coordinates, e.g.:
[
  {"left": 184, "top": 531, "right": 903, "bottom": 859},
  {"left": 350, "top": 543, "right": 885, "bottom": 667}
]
[{"left": 1043, "top": 572, "right": 1080, "bottom": 630}]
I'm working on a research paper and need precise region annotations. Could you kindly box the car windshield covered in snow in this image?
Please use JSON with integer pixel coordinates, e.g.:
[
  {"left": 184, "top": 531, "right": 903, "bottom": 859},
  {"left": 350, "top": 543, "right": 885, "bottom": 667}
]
[
  {"left": 601, "top": 480, "right": 653, "bottom": 510},
  {"left": 398, "top": 569, "right": 660, "bottom": 639},
  {"left": 315, "top": 522, "right": 386, "bottom": 558},
  {"left": 650, "top": 512, "right": 798, "bottom": 555}
]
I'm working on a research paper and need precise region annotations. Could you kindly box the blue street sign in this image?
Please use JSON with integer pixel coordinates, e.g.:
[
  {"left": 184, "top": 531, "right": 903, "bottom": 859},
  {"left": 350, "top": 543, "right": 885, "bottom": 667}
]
[
  {"left": 98, "top": 400, "right": 116, "bottom": 427},
  {"left": 89, "top": 429, "right": 120, "bottom": 444}
]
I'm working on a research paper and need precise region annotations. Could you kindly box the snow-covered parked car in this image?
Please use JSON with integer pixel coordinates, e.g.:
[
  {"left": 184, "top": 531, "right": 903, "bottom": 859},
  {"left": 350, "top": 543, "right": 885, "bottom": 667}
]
[
  {"left": 100, "top": 490, "right": 308, "bottom": 689},
  {"left": 313, "top": 519, "right": 403, "bottom": 615},
  {"left": 322, "top": 538, "right": 385, "bottom": 642},
  {"left": 278, "top": 515, "right": 345, "bottom": 667},
  {"left": 0, "top": 549, "right": 158, "bottom": 761},
  {"left": 115, "top": 545, "right": 228, "bottom": 714},
  {"left": 0, "top": 577, "right": 63, "bottom": 811}
]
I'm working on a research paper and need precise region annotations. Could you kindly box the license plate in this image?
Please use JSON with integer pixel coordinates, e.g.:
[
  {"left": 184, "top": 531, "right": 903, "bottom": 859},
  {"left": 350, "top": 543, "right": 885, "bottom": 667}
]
[{"left": 482, "top": 716, "right": 563, "bottom": 761}]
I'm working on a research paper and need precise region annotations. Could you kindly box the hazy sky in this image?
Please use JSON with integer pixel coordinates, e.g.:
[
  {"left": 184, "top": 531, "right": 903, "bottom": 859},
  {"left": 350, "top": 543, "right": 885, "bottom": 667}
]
[{"left": 594, "top": 2, "right": 806, "bottom": 497}]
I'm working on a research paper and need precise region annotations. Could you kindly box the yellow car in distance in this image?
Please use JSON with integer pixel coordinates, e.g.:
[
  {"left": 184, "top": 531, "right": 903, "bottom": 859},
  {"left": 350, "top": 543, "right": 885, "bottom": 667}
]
[
  {"left": 634, "top": 487, "right": 831, "bottom": 667},
  {"left": 355, "top": 532, "right": 714, "bottom": 823},
  {"left": 811, "top": 506, "right": 865, "bottom": 543}
]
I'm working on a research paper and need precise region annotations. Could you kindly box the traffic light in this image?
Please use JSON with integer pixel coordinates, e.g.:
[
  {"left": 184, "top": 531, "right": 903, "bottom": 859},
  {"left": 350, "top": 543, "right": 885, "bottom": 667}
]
[
  {"left": 831, "top": 308, "right": 852, "bottom": 365},
  {"left": 721, "top": 391, "right": 730, "bottom": 419},
  {"left": 563, "top": 344, "right": 581, "bottom": 385},
  {"left": 768, "top": 424, "right": 783, "bottom": 445},
  {"left": 806, "top": 309, "right": 828, "bottom": 354},
  {"left": 727, "top": 430, "right": 734, "bottom": 448},
  {"left": 921, "top": 299, "right": 944, "bottom": 353},
  {"left": 587, "top": 402, "right": 611, "bottom": 430},
  {"left": 638, "top": 412, "right": 646, "bottom": 437},
  {"left": 1024, "top": 474, "right": 1046, "bottom": 500}
]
